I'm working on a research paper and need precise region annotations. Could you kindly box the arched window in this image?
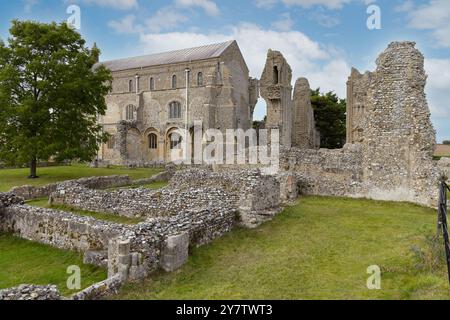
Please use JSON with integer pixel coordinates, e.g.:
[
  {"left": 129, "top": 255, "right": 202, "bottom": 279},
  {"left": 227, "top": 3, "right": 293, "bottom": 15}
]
[
  {"left": 172, "top": 75, "right": 177, "bottom": 89},
  {"left": 148, "top": 133, "right": 158, "bottom": 149},
  {"left": 273, "top": 66, "right": 279, "bottom": 84},
  {"left": 169, "top": 101, "right": 181, "bottom": 119},
  {"left": 126, "top": 105, "right": 136, "bottom": 120},
  {"left": 169, "top": 132, "right": 182, "bottom": 149},
  {"left": 149, "top": 77, "right": 155, "bottom": 91},
  {"left": 128, "top": 79, "right": 133, "bottom": 92},
  {"left": 107, "top": 135, "right": 116, "bottom": 149},
  {"left": 197, "top": 72, "right": 203, "bottom": 86}
]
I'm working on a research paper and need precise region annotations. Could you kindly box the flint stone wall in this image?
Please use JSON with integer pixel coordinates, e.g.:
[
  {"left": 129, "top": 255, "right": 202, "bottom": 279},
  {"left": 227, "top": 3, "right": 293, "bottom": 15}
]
[
  {"left": 9, "top": 175, "right": 132, "bottom": 200},
  {"left": 438, "top": 158, "right": 450, "bottom": 180},
  {"left": 281, "top": 145, "right": 364, "bottom": 198},
  {"left": 0, "top": 285, "right": 62, "bottom": 301},
  {"left": 0, "top": 191, "right": 238, "bottom": 275},
  {"left": 50, "top": 168, "right": 281, "bottom": 227},
  {"left": 282, "top": 42, "right": 439, "bottom": 207}
]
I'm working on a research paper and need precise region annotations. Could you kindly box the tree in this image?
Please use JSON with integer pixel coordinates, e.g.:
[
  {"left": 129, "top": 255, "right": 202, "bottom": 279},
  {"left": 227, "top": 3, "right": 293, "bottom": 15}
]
[
  {"left": 310, "top": 88, "right": 347, "bottom": 149},
  {"left": 443, "top": 140, "right": 450, "bottom": 145},
  {"left": 0, "top": 20, "right": 111, "bottom": 178}
]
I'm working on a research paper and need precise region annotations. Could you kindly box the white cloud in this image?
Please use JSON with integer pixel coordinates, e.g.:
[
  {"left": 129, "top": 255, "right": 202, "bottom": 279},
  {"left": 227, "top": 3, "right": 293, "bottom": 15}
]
[
  {"left": 108, "top": 14, "right": 140, "bottom": 34},
  {"left": 404, "top": 0, "right": 450, "bottom": 47},
  {"left": 256, "top": 0, "right": 353, "bottom": 10},
  {"left": 271, "top": 13, "right": 295, "bottom": 31},
  {"left": 145, "top": 7, "right": 188, "bottom": 32},
  {"left": 23, "top": 0, "right": 39, "bottom": 13},
  {"left": 76, "top": 0, "right": 138, "bottom": 10},
  {"left": 138, "top": 23, "right": 350, "bottom": 100},
  {"left": 175, "top": 0, "right": 220, "bottom": 16}
]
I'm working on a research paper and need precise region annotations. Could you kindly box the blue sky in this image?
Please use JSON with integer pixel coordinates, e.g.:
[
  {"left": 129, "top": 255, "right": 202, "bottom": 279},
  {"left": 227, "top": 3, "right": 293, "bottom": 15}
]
[{"left": 1, "top": 0, "right": 449, "bottom": 142}]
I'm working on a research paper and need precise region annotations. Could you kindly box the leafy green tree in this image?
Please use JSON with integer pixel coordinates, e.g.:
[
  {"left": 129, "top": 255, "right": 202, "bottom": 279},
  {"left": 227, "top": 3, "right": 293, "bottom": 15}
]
[
  {"left": 443, "top": 140, "right": 450, "bottom": 145},
  {"left": 311, "top": 89, "right": 347, "bottom": 149},
  {"left": 0, "top": 20, "right": 111, "bottom": 178}
]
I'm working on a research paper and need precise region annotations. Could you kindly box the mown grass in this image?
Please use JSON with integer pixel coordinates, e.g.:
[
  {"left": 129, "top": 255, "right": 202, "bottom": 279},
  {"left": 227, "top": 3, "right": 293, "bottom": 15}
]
[
  {"left": 0, "top": 163, "right": 163, "bottom": 192},
  {"left": 0, "top": 234, "right": 106, "bottom": 296},
  {"left": 108, "top": 181, "right": 169, "bottom": 191},
  {"left": 114, "top": 196, "right": 450, "bottom": 300},
  {"left": 26, "top": 198, "right": 144, "bottom": 225}
]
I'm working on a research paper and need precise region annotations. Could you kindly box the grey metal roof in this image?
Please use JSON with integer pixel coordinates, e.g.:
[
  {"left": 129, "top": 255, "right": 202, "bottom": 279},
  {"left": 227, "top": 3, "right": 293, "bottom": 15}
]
[{"left": 97, "top": 40, "right": 235, "bottom": 72}]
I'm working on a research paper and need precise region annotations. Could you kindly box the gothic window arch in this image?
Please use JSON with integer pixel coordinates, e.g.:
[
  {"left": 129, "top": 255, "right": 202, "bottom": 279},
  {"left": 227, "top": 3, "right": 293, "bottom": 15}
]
[
  {"left": 169, "top": 132, "right": 182, "bottom": 149},
  {"left": 197, "top": 72, "right": 203, "bottom": 86},
  {"left": 169, "top": 101, "right": 181, "bottom": 119},
  {"left": 148, "top": 133, "right": 158, "bottom": 149},
  {"left": 128, "top": 79, "right": 133, "bottom": 92},
  {"left": 126, "top": 104, "right": 136, "bottom": 120}
]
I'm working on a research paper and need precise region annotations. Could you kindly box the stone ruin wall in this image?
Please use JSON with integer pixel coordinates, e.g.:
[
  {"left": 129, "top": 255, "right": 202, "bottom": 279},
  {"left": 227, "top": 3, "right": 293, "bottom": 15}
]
[
  {"left": 260, "top": 50, "right": 320, "bottom": 149},
  {"left": 8, "top": 175, "right": 133, "bottom": 201},
  {"left": 260, "top": 49, "right": 294, "bottom": 147},
  {"left": 360, "top": 42, "right": 439, "bottom": 206},
  {"left": 292, "top": 78, "right": 320, "bottom": 149},
  {"left": 282, "top": 42, "right": 439, "bottom": 207},
  {"left": 438, "top": 158, "right": 450, "bottom": 181},
  {"left": 50, "top": 167, "right": 281, "bottom": 227},
  {"left": 346, "top": 68, "right": 372, "bottom": 144},
  {"left": 0, "top": 167, "right": 283, "bottom": 298}
]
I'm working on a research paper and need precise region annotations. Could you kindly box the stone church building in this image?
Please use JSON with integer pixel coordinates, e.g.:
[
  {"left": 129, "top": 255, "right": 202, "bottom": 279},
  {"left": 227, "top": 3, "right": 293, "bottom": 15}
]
[
  {"left": 96, "top": 40, "right": 259, "bottom": 164},
  {"left": 96, "top": 40, "right": 320, "bottom": 165}
]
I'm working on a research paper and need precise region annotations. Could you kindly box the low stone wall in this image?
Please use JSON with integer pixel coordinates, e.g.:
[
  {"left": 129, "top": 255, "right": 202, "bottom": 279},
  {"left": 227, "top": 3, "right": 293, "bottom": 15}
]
[
  {"left": 9, "top": 175, "right": 133, "bottom": 200},
  {"left": 0, "top": 285, "right": 62, "bottom": 300},
  {"left": 438, "top": 158, "right": 450, "bottom": 181},
  {"left": 50, "top": 168, "right": 281, "bottom": 227},
  {"left": 280, "top": 145, "right": 364, "bottom": 198},
  {"left": 0, "top": 186, "right": 239, "bottom": 275},
  {"left": 71, "top": 274, "right": 122, "bottom": 300}
]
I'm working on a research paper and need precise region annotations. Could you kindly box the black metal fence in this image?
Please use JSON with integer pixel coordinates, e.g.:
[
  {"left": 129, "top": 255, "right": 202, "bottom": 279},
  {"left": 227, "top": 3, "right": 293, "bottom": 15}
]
[{"left": 438, "top": 180, "right": 450, "bottom": 283}]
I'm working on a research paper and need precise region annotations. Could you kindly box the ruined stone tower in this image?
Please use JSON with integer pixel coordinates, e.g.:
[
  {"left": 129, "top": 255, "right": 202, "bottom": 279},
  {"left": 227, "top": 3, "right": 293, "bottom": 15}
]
[
  {"left": 292, "top": 78, "right": 320, "bottom": 149},
  {"left": 361, "top": 41, "right": 439, "bottom": 205},
  {"left": 260, "top": 50, "right": 293, "bottom": 147},
  {"left": 346, "top": 68, "right": 372, "bottom": 144}
]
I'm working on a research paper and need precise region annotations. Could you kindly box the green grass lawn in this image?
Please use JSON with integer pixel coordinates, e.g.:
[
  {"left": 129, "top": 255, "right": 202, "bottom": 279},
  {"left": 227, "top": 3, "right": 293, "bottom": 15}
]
[
  {"left": 0, "top": 164, "right": 163, "bottom": 192},
  {"left": 26, "top": 198, "right": 144, "bottom": 225},
  {"left": 0, "top": 234, "right": 106, "bottom": 296},
  {"left": 108, "top": 181, "right": 169, "bottom": 191},
  {"left": 114, "top": 196, "right": 450, "bottom": 300}
]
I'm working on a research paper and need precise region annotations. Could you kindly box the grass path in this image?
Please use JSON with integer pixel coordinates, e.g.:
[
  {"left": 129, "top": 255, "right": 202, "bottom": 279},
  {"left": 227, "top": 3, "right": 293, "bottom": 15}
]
[
  {"left": 114, "top": 196, "right": 450, "bottom": 300},
  {"left": 0, "top": 234, "right": 106, "bottom": 296},
  {"left": 0, "top": 164, "right": 163, "bottom": 192},
  {"left": 26, "top": 198, "right": 144, "bottom": 225}
]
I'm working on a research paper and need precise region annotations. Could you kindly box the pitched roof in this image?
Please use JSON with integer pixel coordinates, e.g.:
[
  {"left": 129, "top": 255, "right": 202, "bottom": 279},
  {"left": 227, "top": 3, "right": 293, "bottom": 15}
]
[{"left": 98, "top": 40, "right": 236, "bottom": 72}]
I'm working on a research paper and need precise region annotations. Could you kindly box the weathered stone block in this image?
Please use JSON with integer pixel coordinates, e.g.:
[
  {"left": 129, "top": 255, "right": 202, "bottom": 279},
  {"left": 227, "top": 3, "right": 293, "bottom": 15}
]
[{"left": 161, "top": 233, "right": 189, "bottom": 272}]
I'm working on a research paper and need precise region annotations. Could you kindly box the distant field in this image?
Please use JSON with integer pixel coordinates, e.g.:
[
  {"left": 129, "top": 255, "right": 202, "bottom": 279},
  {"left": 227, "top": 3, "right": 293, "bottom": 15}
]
[
  {"left": 0, "top": 234, "right": 106, "bottom": 296},
  {"left": 114, "top": 196, "right": 449, "bottom": 300},
  {"left": 0, "top": 164, "right": 163, "bottom": 192},
  {"left": 435, "top": 144, "right": 450, "bottom": 157}
]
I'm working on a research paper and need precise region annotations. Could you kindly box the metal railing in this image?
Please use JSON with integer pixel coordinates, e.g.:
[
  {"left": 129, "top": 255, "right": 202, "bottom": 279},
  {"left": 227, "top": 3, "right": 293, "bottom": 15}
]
[{"left": 437, "top": 180, "right": 450, "bottom": 283}]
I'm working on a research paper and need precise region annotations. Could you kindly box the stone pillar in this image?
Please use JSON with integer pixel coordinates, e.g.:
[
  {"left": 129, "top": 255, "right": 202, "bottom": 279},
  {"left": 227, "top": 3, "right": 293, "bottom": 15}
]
[
  {"left": 108, "top": 238, "right": 131, "bottom": 280},
  {"left": 161, "top": 233, "right": 189, "bottom": 272}
]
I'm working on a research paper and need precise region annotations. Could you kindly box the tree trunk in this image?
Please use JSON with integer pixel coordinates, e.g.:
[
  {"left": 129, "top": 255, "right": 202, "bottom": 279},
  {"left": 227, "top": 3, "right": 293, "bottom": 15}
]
[{"left": 28, "top": 157, "right": 38, "bottom": 179}]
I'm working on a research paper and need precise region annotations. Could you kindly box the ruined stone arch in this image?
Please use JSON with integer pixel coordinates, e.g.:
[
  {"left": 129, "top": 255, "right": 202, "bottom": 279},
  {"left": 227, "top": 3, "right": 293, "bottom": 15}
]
[{"left": 165, "top": 126, "right": 184, "bottom": 162}]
